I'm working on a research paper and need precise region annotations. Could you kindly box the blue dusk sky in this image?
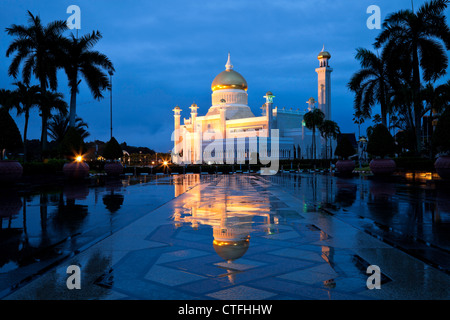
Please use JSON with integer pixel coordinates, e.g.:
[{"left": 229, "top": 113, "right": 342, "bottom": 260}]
[{"left": 0, "top": 0, "right": 448, "bottom": 152}]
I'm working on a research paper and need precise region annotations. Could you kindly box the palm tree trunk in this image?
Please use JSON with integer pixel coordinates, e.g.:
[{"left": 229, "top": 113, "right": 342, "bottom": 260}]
[
  {"left": 312, "top": 127, "right": 316, "bottom": 160},
  {"left": 69, "top": 83, "right": 77, "bottom": 128},
  {"left": 41, "top": 112, "right": 48, "bottom": 155},
  {"left": 39, "top": 80, "right": 48, "bottom": 158},
  {"left": 412, "top": 43, "right": 423, "bottom": 155},
  {"left": 380, "top": 83, "right": 388, "bottom": 127},
  {"left": 23, "top": 109, "right": 29, "bottom": 162}
]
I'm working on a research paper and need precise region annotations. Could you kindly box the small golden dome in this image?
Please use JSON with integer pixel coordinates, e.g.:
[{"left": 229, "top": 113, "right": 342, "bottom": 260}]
[
  {"left": 211, "top": 69, "right": 248, "bottom": 91},
  {"left": 318, "top": 51, "right": 331, "bottom": 60}
]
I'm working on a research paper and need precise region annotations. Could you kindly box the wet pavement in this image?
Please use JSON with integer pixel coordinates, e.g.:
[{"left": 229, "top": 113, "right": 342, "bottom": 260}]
[{"left": 1, "top": 173, "right": 449, "bottom": 300}]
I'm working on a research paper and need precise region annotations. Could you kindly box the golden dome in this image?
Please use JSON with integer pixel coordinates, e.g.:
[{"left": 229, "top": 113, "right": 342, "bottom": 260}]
[
  {"left": 318, "top": 45, "right": 331, "bottom": 60},
  {"left": 211, "top": 69, "right": 248, "bottom": 91},
  {"left": 318, "top": 51, "right": 331, "bottom": 59}
]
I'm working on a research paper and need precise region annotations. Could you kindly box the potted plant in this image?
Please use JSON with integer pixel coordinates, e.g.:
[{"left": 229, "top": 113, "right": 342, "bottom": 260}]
[
  {"left": 432, "top": 108, "right": 450, "bottom": 179},
  {"left": 0, "top": 108, "right": 24, "bottom": 183},
  {"left": 367, "top": 124, "right": 396, "bottom": 176},
  {"left": 334, "top": 135, "right": 356, "bottom": 174},
  {"left": 102, "top": 137, "right": 124, "bottom": 176},
  {"left": 60, "top": 127, "right": 90, "bottom": 179}
]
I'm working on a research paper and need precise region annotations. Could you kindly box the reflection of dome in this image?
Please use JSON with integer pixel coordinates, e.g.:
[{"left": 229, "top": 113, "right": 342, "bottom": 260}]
[
  {"left": 211, "top": 69, "right": 248, "bottom": 91},
  {"left": 213, "top": 239, "right": 249, "bottom": 262}
]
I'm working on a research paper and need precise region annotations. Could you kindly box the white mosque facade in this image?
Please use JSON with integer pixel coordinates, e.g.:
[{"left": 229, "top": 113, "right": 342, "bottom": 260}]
[{"left": 172, "top": 48, "right": 334, "bottom": 165}]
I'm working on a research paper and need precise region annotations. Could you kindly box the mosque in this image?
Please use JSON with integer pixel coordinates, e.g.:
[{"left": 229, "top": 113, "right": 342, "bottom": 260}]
[{"left": 172, "top": 47, "right": 334, "bottom": 164}]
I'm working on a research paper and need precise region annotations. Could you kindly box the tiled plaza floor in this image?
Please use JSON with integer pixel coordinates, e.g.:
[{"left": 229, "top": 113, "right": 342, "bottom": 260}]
[{"left": 4, "top": 175, "right": 450, "bottom": 300}]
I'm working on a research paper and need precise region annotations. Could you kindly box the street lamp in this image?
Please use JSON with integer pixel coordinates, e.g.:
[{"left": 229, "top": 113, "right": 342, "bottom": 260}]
[{"left": 109, "top": 70, "right": 114, "bottom": 140}]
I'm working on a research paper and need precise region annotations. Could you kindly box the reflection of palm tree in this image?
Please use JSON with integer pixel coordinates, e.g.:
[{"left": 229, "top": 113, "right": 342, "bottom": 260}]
[{"left": 335, "top": 180, "right": 357, "bottom": 208}]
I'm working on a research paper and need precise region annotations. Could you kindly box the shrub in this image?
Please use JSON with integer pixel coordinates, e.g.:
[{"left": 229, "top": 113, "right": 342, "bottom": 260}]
[
  {"left": 22, "top": 159, "right": 67, "bottom": 175},
  {"left": 0, "top": 108, "right": 23, "bottom": 160},
  {"left": 103, "top": 137, "right": 123, "bottom": 160},
  {"left": 367, "top": 124, "right": 396, "bottom": 158},
  {"left": 335, "top": 136, "right": 356, "bottom": 160},
  {"left": 394, "top": 157, "right": 435, "bottom": 172},
  {"left": 432, "top": 108, "right": 450, "bottom": 155}
]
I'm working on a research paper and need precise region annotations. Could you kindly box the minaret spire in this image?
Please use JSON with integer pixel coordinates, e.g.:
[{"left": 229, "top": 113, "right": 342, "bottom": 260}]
[{"left": 225, "top": 52, "right": 233, "bottom": 70}]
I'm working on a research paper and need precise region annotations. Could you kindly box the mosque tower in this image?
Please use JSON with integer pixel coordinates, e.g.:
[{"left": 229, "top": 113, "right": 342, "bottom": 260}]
[{"left": 315, "top": 46, "right": 333, "bottom": 120}]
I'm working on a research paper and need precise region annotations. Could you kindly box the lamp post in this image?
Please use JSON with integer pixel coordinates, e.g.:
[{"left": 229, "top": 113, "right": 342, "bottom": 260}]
[{"left": 109, "top": 70, "right": 114, "bottom": 140}]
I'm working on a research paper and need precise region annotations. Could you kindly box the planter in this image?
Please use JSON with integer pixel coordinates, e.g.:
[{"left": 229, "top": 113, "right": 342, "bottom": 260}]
[
  {"left": 435, "top": 156, "right": 450, "bottom": 180},
  {"left": 0, "top": 160, "right": 23, "bottom": 183},
  {"left": 104, "top": 162, "right": 124, "bottom": 176},
  {"left": 370, "top": 159, "right": 396, "bottom": 176},
  {"left": 63, "top": 161, "right": 90, "bottom": 180},
  {"left": 335, "top": 160, "right": 355, "bottom": 174}
]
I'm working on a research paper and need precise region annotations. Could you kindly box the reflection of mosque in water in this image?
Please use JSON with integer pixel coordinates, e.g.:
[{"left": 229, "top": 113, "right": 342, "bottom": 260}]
[{"left": 173, "top": 175, "right": 276, "bottom": 262}]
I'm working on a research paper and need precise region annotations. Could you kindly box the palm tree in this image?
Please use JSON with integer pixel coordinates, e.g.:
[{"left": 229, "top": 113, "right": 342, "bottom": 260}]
[
  {"left": 11, "top": 82, "right": 40, "bottom": 161},
  {"left": 374, "top": 0, "right": 450, "bottom": 154},
  {"left": 303, "top": 108, "right": 325, "bottom": 160},
  {"left": 353, "top": 110, "right": 366, "bottom": 140},
  {"left": 348, "top": 48, "right": 391, "bottom": 127},
  {"left": 62, "top": 31, "right": 115, "bottom": 127},
  {"left": 6, "top": 11, "right": 67, "bottom": 93},
  {"left": 373, "top": 114, "right": 382, "bottom": 125},
  {"left": 0, "top": 89, "right": 14, "bottom": 111},
  {"left": 319, "top": 120, "right": 340, "bottom": 160},
  {"left": 38, "top": 90, "right": 68, "bottom": 154},
  {"left": 422, "top": 80, "right": 450, "bottom": 116},
  {"left": 48, "top": 112, "right": 89, "bottom": 145}
]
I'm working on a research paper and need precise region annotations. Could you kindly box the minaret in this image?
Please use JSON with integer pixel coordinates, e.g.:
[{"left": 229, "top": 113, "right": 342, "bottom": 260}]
[
  {"left": 189, "top": 103, "right": 200, "bottom": 163},
  {"left": 315, "top": 45, "right": 333, "bottom": 120},
  {"left": 173, "top": 106, "right": 182, "bottom": 163},
  {"left": 263, "top": 91, "right": 275, "bottom": 137},
  {"left": 306, "top": 97, "right": 316, "bottom": 111}
]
